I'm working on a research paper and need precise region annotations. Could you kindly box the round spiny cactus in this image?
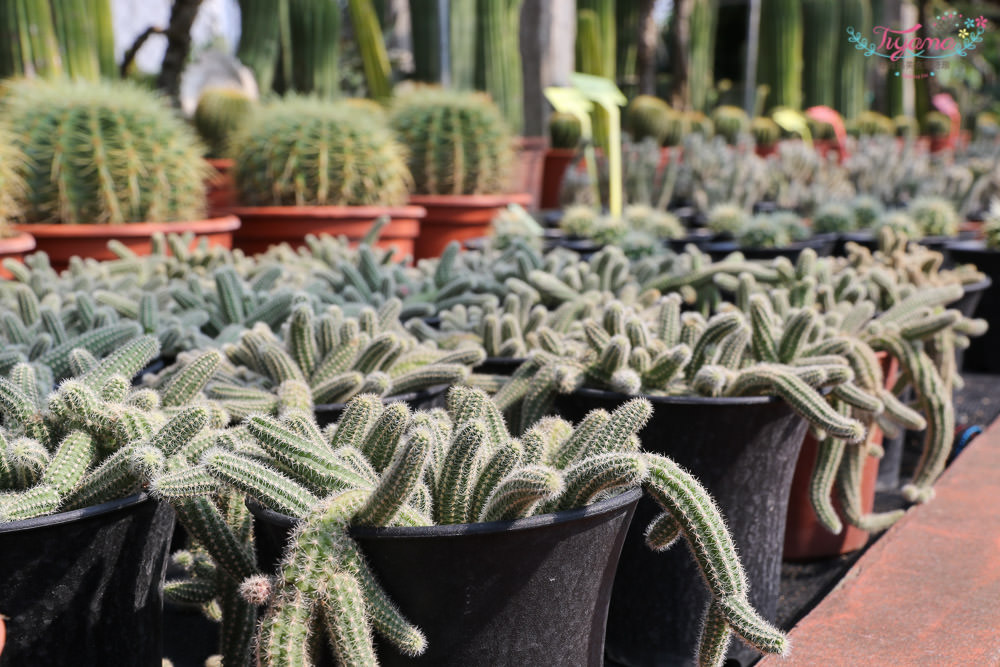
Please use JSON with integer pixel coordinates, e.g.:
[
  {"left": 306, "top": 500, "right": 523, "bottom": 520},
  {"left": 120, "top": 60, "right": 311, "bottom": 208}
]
[
  {"left": 2, "top": 79, "right": 208, "bottom": 224},
  {"left": 624, "top": 95, "right": 674, "bottom": 146},
  {"left": 233, "top": 96, "right": 411, "bottom": 207},
  {"left": 812, "top": 201, "right": 856, "bottom": 234},
  {"left": 559, "top": 205, "right": 626, "bottom": 245},
  {"left": 773, "top": 210, "right": 811, "bottom": 241},
  {"left": 549, "top": 111, "right": 583, "bottom": 149},
  {"left": 390, "top": 88, "right": 513, "bottom": 196},
  {"left": 851, "top": 195, "right": 885, "bottom": 230},
  {"left": 706, "top": 202, "right": 749, "bottom": 238},
  {"left": 925, "top": 111, "right": 951, "bottom": 138},
  {"left": 874, "top": 210, "right": 921, "bottom": 240},
  {"left": 909, "top": 197, "right": 959, "bottom": 237},
  {"left": 738, "top": 215, "right": 791, "bottom": 248},
  {"left": 807, "top": 117, "right": 836, "bottom": 141},
  {"left": 711, "top": 105, "right": 750, "bottom": 144},
  {"left": 193, "top": 87, "right": 254, "bottom": 158},
  {"left": 893, "top": 115, "right": 918, "bottom": 139},
  {"left": 624, "top": 205, "right": 684, "bottom": 240},
  {"left": 685, "top": 111, "right": 713, "bottom": 138},
  {"left": 855, "top": 111, "right": 894, "bottom": 136},
  {"left": 751, "top": 117, "right": 781, "bottom": 148}
]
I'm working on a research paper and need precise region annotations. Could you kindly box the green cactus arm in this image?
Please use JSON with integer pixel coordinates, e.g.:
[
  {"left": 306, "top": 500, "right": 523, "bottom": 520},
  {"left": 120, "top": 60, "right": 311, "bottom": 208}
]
[
  {"left": 320, "top": 570, "right": 379, "bottom": 666},
  {"left": 244, "top": 292, "right": 296, "bottom": 330},
  {"left": 62, "top": 446, "right": 138, "bottom": 510},
  {"left": 468, "top": 442, "right": 523, "bottom": 523},
  {"left": 749, "top": 295, "right": 780, "bottom": 363},
  {"left": 98, "top": 376, "right": 130, "bottom": 404},
  {"left": 777, "top": 308, "right": 818, "bottom": 363},
  {"left": 354, "top": 333, "right": 400, "bottom": 375},
  {"left": 359, "top": 402, "right": 410, "bottom": 474},
  {"left": 900, "top": 310, "right": 961, "bottom": 341},
  {"left": 387, "top": 364, "right": 469, "bottom": 397},
  {"left": 329, "top": 395, "right": 383, "bottom": 451},
  {"left": 491, "top": 357, "right": 541, "bottom": 411},
  {"left": 312, "top": 371, "right": 365, "bottom": 406},
  {"left": 39, "top": 322, "right": 142, "bottom": 381},
  {"left": 0, "top": 484, "right": 62, "bottom": 522},
  {"left": 435, "top": 421, "right": 489, "bottom": 525},
  {"left": 277, "top": 379, "right": 314, "bottom": 415},
  {"left": 15, "top": 285, "right": 40, "bottom": 325},
  {"left": 219, "top": 576, "right": 258, "bottom": 667},
  {"left": 555, "top": 453, "right": 646, "bottom": 511},
  {"left": 716, "top": 595, "right": 787, "bottom": 656},
  {"left": 448, "top": 385, "right": 509, "bottom": 451},
  {"left": 529, "top": 270, "right": 580, "bottom": 304},
  {"left": 247, "top": 414, "right": 358, "bottom": 487},
  {"left": 214, "top": 268, "right": 246, "bottom": 325},
  {"left": 258, "top": 343, "right": 308, "bottom": 386},
  {"left": 94, "top": 291, "right": 140, "bottom": 320},
  {"left": 173, "top": 496, "right": 257, "bottom": 581},
  {"left": 39, "top": 307, "right": 68, "bottom": 346},
  {"left": 257, "top": 589, "right": 316, "bottom": 667},
  {"left": 161, "top": 350, "right": 223, "bottom": 408},
  {"left": 878, "top": 388, "right": 926, "bottom": 430},
  {"left": 0, "top": 376, "right": 39, "bottom": 426},
  {"left": 479, "top": 465, "right": 564, "bottom": 522},
  {"left": 549, "top": 409, "right": 611, "bottom": 469},
  {"left": 436, "top": 347, "right": 488, "bottom": 368},
  {"left": 310, "top": 337, "right": 364, "bottom": 386},
  {"left": 643, "top": 453, "right": 747, "bottom": 597},
  {"left": 354, "top": 428, "right": 432, "bottom": 526},
  {"left": 164, "top": 578, "right": 219, "bottom": 605},
  {"left": 715, "top": 325, "right": 751, "bottom": 370},
  {"left": 830, "top": 383, "right": 883, "bottom": 414},
  {"left": 836, "top": 438, "right": 904, "bottom": 532},
  {"left": 697, "top": 599, "right": 733, "bottom": 667},
  {"left": 150, "top": 465, "right": 219, "bottom": 498},
  {"left": 585, "top": 398, "right": 653, "bottom": 458},
  {"left": 644, "top": 512, "right": 682, "bottom": 551},
  {"left": 515, "top": 363, "right": 561, "bottom": 435},
  {"left": 41, "top": 430, "right": 95, "bottom": 495},
  {"left": 202, "top": 448, "right": 319, "bottom": 517},
  {"left": 148, "top": 406, "right": 210, "bottom": 457},
  {"left": 288, "top": 305, "right": 319, "bottom": 377},
  {"left": 808, "top": 432, "right": 846, "bottom": 534},
  {"left": 687, "top": 311, "right": 744, "bottom": 380}
]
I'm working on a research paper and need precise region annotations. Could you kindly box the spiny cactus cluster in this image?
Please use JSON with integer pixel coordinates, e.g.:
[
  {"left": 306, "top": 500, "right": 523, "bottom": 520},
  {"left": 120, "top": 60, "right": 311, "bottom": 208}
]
[
  {"left": 390, "top": 87, "right": 512, "bottom": 196},
  {"left": 624, "top": 95, "right": 674, "bottom": 146},
  {"left": 751, "top": 117, "right": 781, "bottom": 148},
  {"left": 812, "top": 201, "right": 857, "bottom": 234},
  {"left": 558, "top": 204, "right": 684, "bottom": 249},
  {"left": 711, "top": 106, "right": 750, "bottom": 145},
  {"left": 193, "top": 87, "right": 255, "bottom": 159},
  {"left": 908, "top": 196, "right": 960, "bottom": 238},
  {"left": 232, "top": 96, "right": 411, "bottom": 207},
  {"left": 176, "top": 387, "right": 784, "bottom": 665},
  {"left": 1, "top": 78, "right": 208, "bottom": 224},
  {"left": 706, "top": 203, "right": 750, "bottom": 238},
  {"left": 548, "top": 111, "right": 582, "bottom": 150},
  {"left": 737, "top": 215, "right": 792, "bottom": 249}
]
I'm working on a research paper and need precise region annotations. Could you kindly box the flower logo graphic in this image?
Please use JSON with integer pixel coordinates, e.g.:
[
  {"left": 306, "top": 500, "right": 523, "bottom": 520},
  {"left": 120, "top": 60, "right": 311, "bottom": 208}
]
[
  {"left": 959, "top": 28, "right": 969, "bottom": 39},
  {"left": 976, "top": 16, "right": 988, "bottom": 29},
  {"left": 965, "top": 18, "right": 975, "bottom": 28}
]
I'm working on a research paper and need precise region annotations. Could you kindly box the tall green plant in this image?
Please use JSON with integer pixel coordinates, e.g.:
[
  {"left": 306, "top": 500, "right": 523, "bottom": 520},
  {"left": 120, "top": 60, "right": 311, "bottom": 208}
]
[
  {"left": 474, "top": 0, "right": 525, "bottom": 132},
  {"left": 288, "top": 0, "right": 341, "bottom": 97},
  {"left": 576, "top": 9, "right": 612, "bottom": 149},
  {"left": 408, "top": 0, "right": 442, "bottom": 83},
  {"left": 836, "top": 0, "right": 871, "bottom": 120},
  {"left": 347, "top": 0, "right": 393, "bottom": 101},
  {"left": 757, "top": 0, "right": 803, "bottom": 110},
  {"left": 237, "top": 0, "right": 283, "bottom": 93},
  {"left": 689, "top": 0, "right": 718, "bottom": 112},
  {"left": 801, "top": 0, "right": 839, "bottom": 108},
  {"left": 0, "top": 0, "right": 63, "bottom": 79}
]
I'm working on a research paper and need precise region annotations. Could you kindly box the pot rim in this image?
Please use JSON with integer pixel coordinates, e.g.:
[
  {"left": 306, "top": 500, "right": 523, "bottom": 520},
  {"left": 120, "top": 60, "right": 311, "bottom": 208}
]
[
  {"left": 961, "top": 275, "right": 994, "bottom": 293},
  {"left": 0, "top": 492, "right": 149, "bottom": 534},
  {"left": 224, "top": 205, "right": 426, "bottom": 219},
  {"left": 570, "top": 385, "right": 779, "bottom": 406},
  {"left": 249, "top": 486, "right": 642, "bottom": 538},
  {"left": 0, "top": 231, "right": 37, "bottom": 253},
  {"left": 946, "top": 239, "right": 992, "bottom": 253},
  {"left": 13, "top": 215, "right": 240, "bottom": 238},
  {"left": 313, "top": 383, "right": 450, "bottom": 415},
  {"left": 408, "top": 193, "right": 532, "bottom": 208}
]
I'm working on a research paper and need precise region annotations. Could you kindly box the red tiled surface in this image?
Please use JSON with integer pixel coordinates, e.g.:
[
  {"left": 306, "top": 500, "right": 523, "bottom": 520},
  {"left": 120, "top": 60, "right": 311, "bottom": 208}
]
[{"left": 762, "top": 418, "right": 1000, "bottom": 666}]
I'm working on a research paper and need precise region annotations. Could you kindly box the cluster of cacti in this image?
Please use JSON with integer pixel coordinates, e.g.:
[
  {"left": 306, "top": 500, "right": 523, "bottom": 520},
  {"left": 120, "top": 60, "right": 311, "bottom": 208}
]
[
  {"left": 489, "top": 203, "right": 545, "bottom": 250},
  {"left": 179, "top": 386, "right": 785, "bottom": 664},
  {"left": 548, "top": 111, "right": 583, "bottom": 149},
  {"left": 872, "top": 210, "right": 921, "bottom": 240},
  {"left": 559, "top": 205, "right": 627, "bottom": 246},
  {"left": 737, "top": 215, "right": 793, "bottom": 249},
  {"left": 812, "top": 201, "right": 857, "bottom": 234},
  {"left": 855, "top": 111, "right": 895, "bottom": 137},
  {"left": 751, "top": 117, "right": 781, "bottom": 148},
  {"left": 390, "top": 87, "right": 512, "bottom": 196},
  {"left": 197, "top": 301, "right": 484, "bottom": 417},
  {"left": 711, "top": 105, "right": 750, "bottom": 144},
  {"left": 908, "top": 196, "right": 960, "bottom": 238},
  {"left": 850, "top": 195, "right": 885, "bottom": 230},
  {"left": 1, "top": 78, "right": 208, "bottom": 224},
  {"left": 706, "top": 203, "right": 750, "bottom": 238},
  {"left": 193, "top": 87, "right": 255, "bottom": 158},
  {"left": 232, "top": 96, "right": 411, "bottom": 207}
]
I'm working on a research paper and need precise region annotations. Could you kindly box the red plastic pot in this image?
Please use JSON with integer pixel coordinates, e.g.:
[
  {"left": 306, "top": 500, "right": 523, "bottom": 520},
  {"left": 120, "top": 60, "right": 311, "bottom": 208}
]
[
  {"left": 409, "top": 193, "right": 532, "bottom": 260},
  {"left": 12, "top": 216, "right": 240, "bottom": 270},
  {"left": 0, "top": 231, "right": 36, "bottom": 279},
  {"left": 205, "top": 158, "right": 236, "bottom": 217},
  {"left": 540, "top": 149, "right": 578, "bottom": 209},
  {"left": 226, "top": 205, "right": 425, "bottom": 257},
  {"left": 512, "top": 136, "right": 546, "bottom": 209},
  {"left": 783, "top": 353, "right": 898, "bottom": 560}
]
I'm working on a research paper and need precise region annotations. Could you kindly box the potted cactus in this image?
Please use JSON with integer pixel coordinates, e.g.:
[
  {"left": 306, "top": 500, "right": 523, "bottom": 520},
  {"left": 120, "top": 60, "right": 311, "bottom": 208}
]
[
  {"left": 909, "top": 196, "right": 961, "bottom": 252},
  {"left": 0, "top": 339, "right": 225, "bottom": 663},
  {"left": 752, "top": 116, "right": 781, "bottom": 157},
  {"left": 192, "top": 387, "right": 787, "bottom": 666},
  {"left": 926, "top": 110, "right": 953, "bottom": 152},
  {"left": 541, "top": 111, "right": 583, "bottom": 209},
  {"left": 390, "top": 88, "right": 530, "bottom": 260},
  {"left": 711, "top": 105, "right": 750, "bottom": 145},
  {"left": 2, "top": 79, "right": 239, "bottom": 269},
  {"left": 192, "top": 86, "right": 255, "bottom": 216},
  {"left": 0, "top": 127, "right": 35, "bottom": 278},
  {"left": 226, "top": 96, "right": 425, "bottom": 256}
]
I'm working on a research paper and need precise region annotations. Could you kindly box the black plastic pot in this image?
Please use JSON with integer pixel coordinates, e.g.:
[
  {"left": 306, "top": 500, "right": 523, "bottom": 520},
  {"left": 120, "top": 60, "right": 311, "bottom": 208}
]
[
  {"left": 250, "top": 488, "right": 641, "bottom": 666},
  {"left": 554, "top": 389, "right": 809, "bottom": 667},
  {"left": 666, "top": 230, "right": 714, "bottom": 253},
  {"left": 950, "top": 277, "right": 993, "bottom": 372},
  {"left": 0, "top": 493, "right": 175, "bottom": 666},
  {"left": 704, "top": 234, "right": 834, "bottom": 263},
  {"left": 313, "top": 384, "right": 450, "bottom": 426},
  {"left": 946, "top": 242, "right": 1000, "bottom": 372},
  {"left": 472, "top": 357, "right": 526, "bottom": 376}
]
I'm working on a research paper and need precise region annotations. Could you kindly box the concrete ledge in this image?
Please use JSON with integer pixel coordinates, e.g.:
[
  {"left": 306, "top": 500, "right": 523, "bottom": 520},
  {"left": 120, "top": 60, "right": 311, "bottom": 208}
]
[{"left": 761, "top": 417, "right": 1000, "bottom": 665}]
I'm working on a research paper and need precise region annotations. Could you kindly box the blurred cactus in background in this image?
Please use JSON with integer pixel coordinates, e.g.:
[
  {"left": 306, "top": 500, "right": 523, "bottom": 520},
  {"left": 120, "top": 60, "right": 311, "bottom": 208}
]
[{"left": 193, "top": 87, "right": 255, "bottom": 158}]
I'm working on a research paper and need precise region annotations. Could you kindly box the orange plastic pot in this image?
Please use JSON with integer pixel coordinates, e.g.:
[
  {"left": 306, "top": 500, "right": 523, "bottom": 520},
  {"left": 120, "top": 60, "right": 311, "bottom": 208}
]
[
  {"left": 205, "top": 158, "right": 236, "bottom": 217},
  {"left": 0, "top": 232, "right": 36, "bottom": 279},
  {"left": 227, "top": 205, "right": 425, "bottom": 257},
  {"left": 540, "top": 149, "right": 578, "bottom": 209},
  {"left": 12, "top": 216, "right": 240, "bottom": 270},
  {"left": 783, "top": 353, "right": 899, "bottom": 560},
  {"left": 409, "top": 193, "right": 532, "bottom": 260},
  {"left": 512, "top": 136, "right": 546, "bottom": 209}
]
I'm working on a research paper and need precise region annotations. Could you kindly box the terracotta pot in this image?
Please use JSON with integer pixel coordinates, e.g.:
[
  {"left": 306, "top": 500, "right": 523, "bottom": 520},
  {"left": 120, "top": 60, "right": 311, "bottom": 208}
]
[
  {"left": 755, "top": 143, "right": 778, "bottom": 158},
  {"left": 512, "top": 136, "right": 546, "bottom": 209},
  {"left": 12, "top": 216, "right": 240, "bottom": 271},
  {"left": 205, "top": 158, "right": 236, "bottom": 217},
  {"left": 0, "top": 232, "right": 36, "bottom": 279},
  {"left": 409, "top": 193, "right": 532, "bottom": 260},
  {"left": 783, "top": 353, "right": 899, "bottom": 561},
  {"left": 540, "top": 149, "right": 578, "bottom": 209},
  {"left": 226, "top": 206, "right": 425, "bottom": 257}
]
